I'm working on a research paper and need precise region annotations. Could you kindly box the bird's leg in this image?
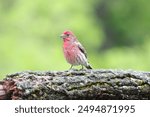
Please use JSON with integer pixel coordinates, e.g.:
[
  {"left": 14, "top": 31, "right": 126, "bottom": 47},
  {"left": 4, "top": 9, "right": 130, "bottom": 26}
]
[
  {"left": 80, "top": 65, "right": 84, "bottom": 70},
  {"left": 69, "top": 65, "right": 73, "bottom": 70}
]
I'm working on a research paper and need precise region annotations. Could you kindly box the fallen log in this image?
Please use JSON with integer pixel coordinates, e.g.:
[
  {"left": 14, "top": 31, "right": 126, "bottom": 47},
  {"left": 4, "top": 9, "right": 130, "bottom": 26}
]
[{"left": 0, "top": 69, "right": 150, "bottom": 100}]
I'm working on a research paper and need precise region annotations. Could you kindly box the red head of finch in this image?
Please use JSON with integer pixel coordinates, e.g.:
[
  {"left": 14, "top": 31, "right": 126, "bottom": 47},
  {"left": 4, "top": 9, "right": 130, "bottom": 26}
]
[{"left": 60, "top": 30, "right": 92, "bottom": 69}]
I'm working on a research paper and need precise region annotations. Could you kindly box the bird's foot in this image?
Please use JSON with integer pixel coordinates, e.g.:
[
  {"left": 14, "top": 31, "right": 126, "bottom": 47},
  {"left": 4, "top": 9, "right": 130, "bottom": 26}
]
[
  {"left": 79, "top": 66, "right": 86, "bottom": 71},
  {"left": 68, "top": 68, "right": 78, "bottom": 71}
]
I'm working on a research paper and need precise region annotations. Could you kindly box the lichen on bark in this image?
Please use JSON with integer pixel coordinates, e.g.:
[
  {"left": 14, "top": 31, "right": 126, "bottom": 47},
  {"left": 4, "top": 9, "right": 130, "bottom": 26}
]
[{"left": 0, "top": 69, "right": 150, "bottom": 100}]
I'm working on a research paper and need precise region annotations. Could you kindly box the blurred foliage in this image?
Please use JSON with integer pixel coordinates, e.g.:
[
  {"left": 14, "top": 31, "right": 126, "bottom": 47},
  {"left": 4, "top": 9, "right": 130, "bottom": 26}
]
[
  {"left": 0, "top": 0, "right": 150, "bottom": 79},
  {"left": 94, "top": 0, "right": 150, "bottom": 49}
]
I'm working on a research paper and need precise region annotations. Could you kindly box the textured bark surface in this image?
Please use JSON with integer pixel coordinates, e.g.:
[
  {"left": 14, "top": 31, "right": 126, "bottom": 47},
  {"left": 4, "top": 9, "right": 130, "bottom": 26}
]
[{"left": 0, "top": 69, "right": 150, "bottom": 100}]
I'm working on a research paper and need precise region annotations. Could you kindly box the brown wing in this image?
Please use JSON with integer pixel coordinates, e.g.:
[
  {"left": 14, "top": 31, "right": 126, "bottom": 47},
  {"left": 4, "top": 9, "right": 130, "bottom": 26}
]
[{"left": 77, "top": 42, "right": 87, "bottom": 58}]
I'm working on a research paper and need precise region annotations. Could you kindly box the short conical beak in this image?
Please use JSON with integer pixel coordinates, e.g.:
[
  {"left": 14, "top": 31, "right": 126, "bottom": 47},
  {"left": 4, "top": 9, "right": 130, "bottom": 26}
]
[{"left": 60, "top": 34, "right": 65, "bottom": 39}]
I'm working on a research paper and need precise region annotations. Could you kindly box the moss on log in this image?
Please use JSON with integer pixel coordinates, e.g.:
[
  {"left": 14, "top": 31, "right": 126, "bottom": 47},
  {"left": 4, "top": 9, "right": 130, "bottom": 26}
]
[{"left": 0, "top": 69, "right": 150, "bottom": 100}]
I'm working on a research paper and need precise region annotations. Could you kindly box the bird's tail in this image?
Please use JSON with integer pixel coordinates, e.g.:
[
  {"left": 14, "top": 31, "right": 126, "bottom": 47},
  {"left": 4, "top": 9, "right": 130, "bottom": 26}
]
[{"left": 86, "top": 64, "right": 92, "bottom": 69}]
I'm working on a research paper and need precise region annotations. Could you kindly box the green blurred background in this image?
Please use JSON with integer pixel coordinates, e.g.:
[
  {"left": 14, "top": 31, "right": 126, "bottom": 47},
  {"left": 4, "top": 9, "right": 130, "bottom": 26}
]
[{"left": 0, "top": 0, "right": 150, "bottom": 79}]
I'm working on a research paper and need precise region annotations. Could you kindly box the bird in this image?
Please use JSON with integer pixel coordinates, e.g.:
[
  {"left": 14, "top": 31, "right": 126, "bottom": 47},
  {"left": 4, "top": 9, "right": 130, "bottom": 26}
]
[{"left": 60, "top": 30, "right": 92, "bottom": 70}]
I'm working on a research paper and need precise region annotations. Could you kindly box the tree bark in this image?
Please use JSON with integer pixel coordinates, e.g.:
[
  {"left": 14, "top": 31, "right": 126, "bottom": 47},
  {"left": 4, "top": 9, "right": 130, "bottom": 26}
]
[{"left": 0, "top": 69, "right": 150, "bottom": 100}]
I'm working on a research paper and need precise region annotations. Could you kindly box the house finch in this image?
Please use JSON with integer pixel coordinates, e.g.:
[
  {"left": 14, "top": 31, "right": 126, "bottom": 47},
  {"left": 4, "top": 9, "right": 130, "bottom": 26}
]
[{"left": 60, "top": 30, "right": 92, "bottom": 69}]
